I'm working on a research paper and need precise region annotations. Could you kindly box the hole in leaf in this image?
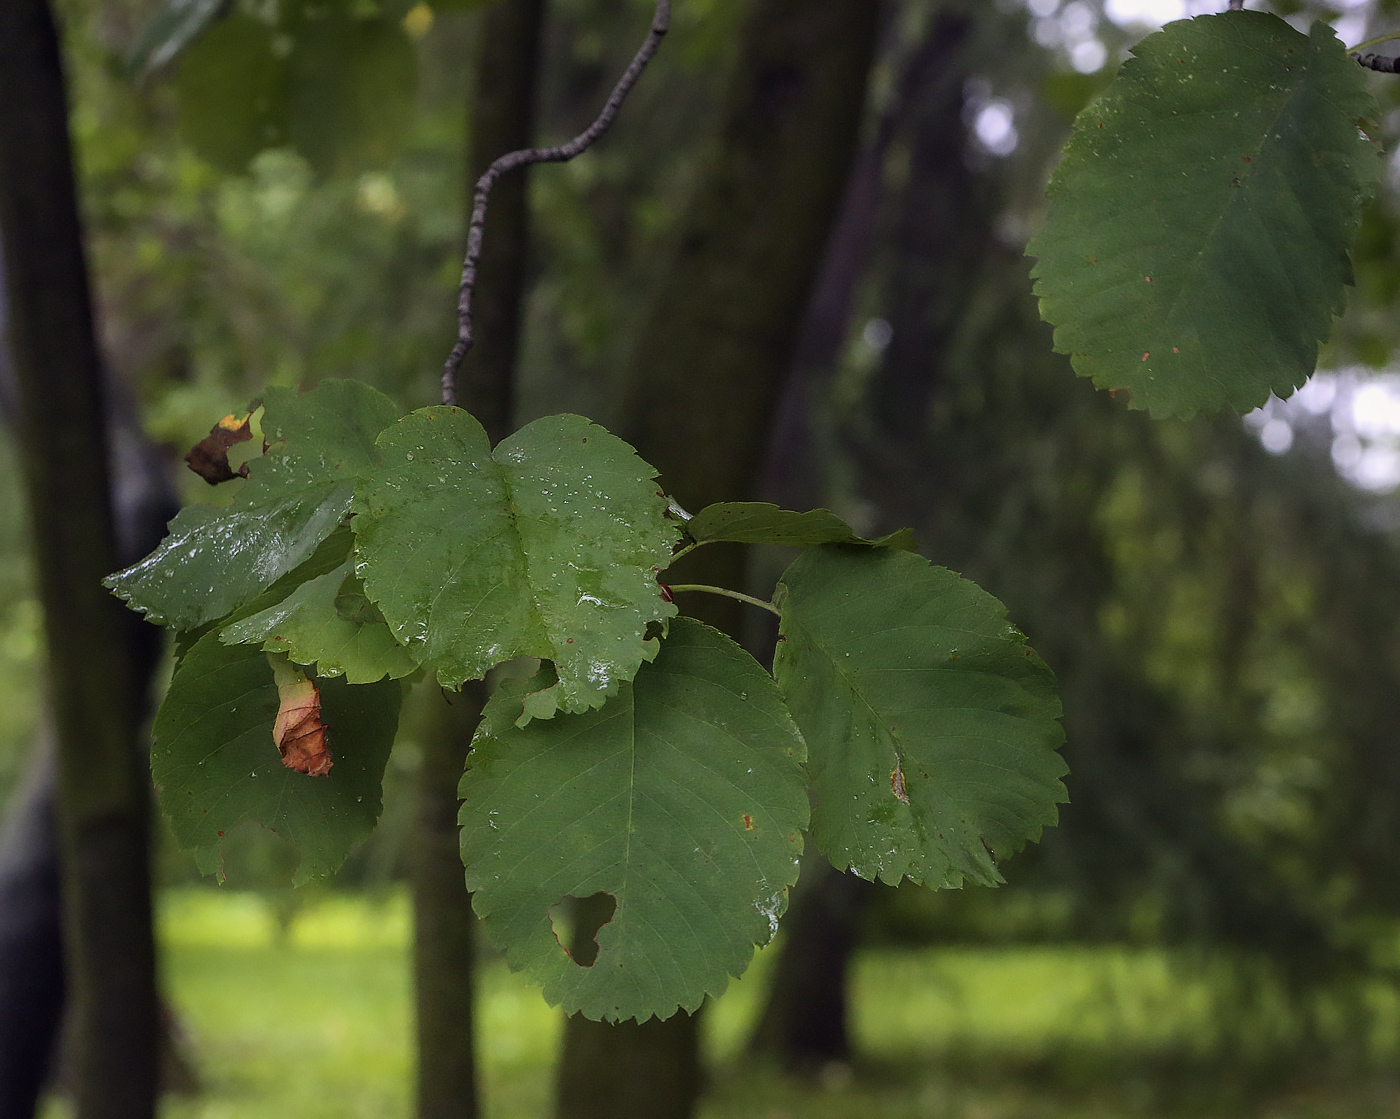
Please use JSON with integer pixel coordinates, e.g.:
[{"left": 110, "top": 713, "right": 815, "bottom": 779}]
[{"left": 548, "top": 891, "right": 617, "bottom": 968}]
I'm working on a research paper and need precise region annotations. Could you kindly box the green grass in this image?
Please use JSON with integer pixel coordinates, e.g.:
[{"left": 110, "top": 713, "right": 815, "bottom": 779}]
[{"left": 39, "top": 889, "right": 1400, "bottom": 1118}]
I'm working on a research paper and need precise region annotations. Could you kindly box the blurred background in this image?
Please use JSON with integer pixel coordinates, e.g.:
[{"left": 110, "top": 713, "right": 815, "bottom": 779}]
[{"left": 12, "top": 0, "right": 1400, "bottom": 1114}]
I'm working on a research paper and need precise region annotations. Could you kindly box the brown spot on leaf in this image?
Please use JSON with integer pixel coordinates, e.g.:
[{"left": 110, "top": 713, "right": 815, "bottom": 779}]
[
  {"left": 891, "top": 763, "right": 910, "bottom": 805},
  {"left": 185, "top": 413, "right": 253, "bottom": 485},
  {"left": 272, "top": 668, "right": 332, "bottom": 776},
  {"left": 1141, "top": 352, "right": 1150, "bottom": 362},
  {"left": 1172, "top": 346, "right": 1180, "bottom": 354},
  {"left": 743, "top": 814, "right": 754, "bottom": 830}
]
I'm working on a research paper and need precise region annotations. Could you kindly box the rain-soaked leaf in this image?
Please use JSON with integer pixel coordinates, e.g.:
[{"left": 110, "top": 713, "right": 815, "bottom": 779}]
[
  {"left": 106, "top": 380, "right": 400, "bottom": 631},
  {"left": 773, "top": 546, "right": 1066, "bottom": 889},
  {"left": 153, "top": 628, "right": 401, "bottom": 883},
  {"left": 352, "top": 409, "right": 679, "bottom": 719},
  {"left": 221, "top": 559, "right": 420, "bottom": 683},
  {"left": 1029, "top": 12, "right": 1380, "bottom": 417},
  {"left": 684, "top": 502, "right": 916, "bottom": 551},
  {"left": 460, "top": 619, "right": 808, "bottom": 1022}
]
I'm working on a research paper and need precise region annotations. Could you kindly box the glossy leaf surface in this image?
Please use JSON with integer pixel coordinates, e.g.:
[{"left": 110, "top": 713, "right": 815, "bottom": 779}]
[
  {"left": 459, "top": 619, "right": 808, "bottom": 1022},
  {"left": 353, "top": 409, "right": 679, "bottom": 717},
  {"left": 221, "top": 559, "right": 419, "bottom": 684},
  {"left": 773, "top": 547, "right": 1066, "bottom": 888},
  {"left": 107, "top": 380, "right": 399, "bottom": 630},
  {"left": 153, "top": 630, "right": 401, "bottom": 884},
  {"left": 1029, "top": 13, "right": 1379, "bottom": 417},
  {"left": 685, "top": 502, "right": 916, "bottom": 551}
]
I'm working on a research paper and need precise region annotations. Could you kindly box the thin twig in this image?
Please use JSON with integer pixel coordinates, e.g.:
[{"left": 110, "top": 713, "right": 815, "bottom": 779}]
[
  {"left": 1227, "top": 0, "right": 1244, "bottom": 10},
  {"left": 1356, "top": 51, "right": 1400, "bottom": 74},
  {"left": 666, "top": 584, "right": 783, "bottom": 618},
  {"left": 442, "top": 0, "right": 671, "bottom": 406}
]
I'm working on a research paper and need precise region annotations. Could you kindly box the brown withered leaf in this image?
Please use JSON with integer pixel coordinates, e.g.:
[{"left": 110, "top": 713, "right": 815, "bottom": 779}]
[
  {"left": 271, "top": 662, "right": 333, "bottom": 776},
  {"left": 186, "top": 413, "right": 253, "bottom": 485}
]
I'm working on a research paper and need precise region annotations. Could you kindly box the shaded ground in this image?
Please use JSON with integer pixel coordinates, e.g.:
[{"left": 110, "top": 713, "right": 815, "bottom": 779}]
[{"left": 39, "top": 890, "right": 1400, "bottom": 1118}]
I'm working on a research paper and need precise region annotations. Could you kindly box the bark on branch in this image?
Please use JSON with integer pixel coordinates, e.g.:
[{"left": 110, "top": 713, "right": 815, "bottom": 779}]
[{"left": 442, "top": 0, "right": 671, "bottom": 406}]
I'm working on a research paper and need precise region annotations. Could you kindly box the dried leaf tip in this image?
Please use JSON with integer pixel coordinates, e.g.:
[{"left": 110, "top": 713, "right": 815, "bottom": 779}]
[
  {"left": 186, "top": 412, "right": 253, "bottom": 485},
  {"left": 270, "top": 655, "right": 333, "bottom": 776}
]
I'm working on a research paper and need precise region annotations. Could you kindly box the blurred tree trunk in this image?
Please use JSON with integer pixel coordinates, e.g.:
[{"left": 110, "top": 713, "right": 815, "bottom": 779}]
[
  {"left": 746, "top": 9, "right": 978, "bottom": 1072},
  {"left": 554, "top": 2, "right": 880, "bottom": 1117},
  {"left": 746, "top": 860, "right": 874, "bottom": 1069},
  {"left": 0, "top": 0, "right": 160, "bottom": 1116},
  {"left": 413, "top": 4, "right": 545, "bottom": 1117}
]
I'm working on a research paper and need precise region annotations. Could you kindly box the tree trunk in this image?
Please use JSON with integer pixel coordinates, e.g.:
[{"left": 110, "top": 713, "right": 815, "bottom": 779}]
[
  {"left": 0, "top": 1, "right": 159, "bottom": 1116},
  {"left": 746, "top": 860, "right": 874, "bottom": 1069},
  {"left": 555, "top": 3, "right": 881, "bottom": 1117},
  {"left": 413, "top": 4, "right": 546, "bottom": 1116},
  {"left": 413, "top": 681, "right": 487, "bottom": 1119}
]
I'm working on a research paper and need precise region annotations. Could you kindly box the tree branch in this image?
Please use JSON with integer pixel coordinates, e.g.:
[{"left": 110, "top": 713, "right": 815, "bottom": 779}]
[
  {"left": 1355, "top": 51, "right": 1400, "bottom": 74},
  {"left": 441, "top": 0, "right": 671, "bottom": 407}
]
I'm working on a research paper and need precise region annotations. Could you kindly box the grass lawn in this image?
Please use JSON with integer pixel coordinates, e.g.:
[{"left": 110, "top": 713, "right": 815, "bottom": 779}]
[{"left": 39, "top": 889, "right": 1400, "bottom": 1118}]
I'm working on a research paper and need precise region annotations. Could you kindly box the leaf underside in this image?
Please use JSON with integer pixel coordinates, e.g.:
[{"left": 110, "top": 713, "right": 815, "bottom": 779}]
[
  {"left": 1029, "top": 12, "right": 1379, "bottom": 418},
  {"left": 153, "top": 628, "right": 402, "bottom": 884},
  {"left": 685, "top": 502, "right": 916, "bottom": 551},
  {"left": 459, "top": 619, "right": 809, "bottom": 1023},
  {"left": 773, "top": 547, "right": 1067, "bottom": 889},
  {"left": 106, "top": 379, "right": 400, "bottom": 630},
  {"left": 352, "top": 409, "right": 680, "bottom": 718}
]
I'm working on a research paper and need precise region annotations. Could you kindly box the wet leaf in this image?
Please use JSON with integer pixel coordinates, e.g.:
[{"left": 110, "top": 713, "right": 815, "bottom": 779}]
[
  {"left": 221, "top": 560, "right": 420, "bottom": 683},
  {"left": 1029, "top": 13, "right": 1380, "bottom": 417},
  {"left": 154, "top": 628, "right": 400, "bottom": 883},
  {"left": 352, "top": 409, "right": 679, "bottom": 718},
  {"left": 460, "top": 619, "right": 808, "bottom": 1022},
  {"left": 684, "top": 502, "right": 916, "bottom": 551},
  {"left": 773, "top": 547, "right": 1066, "bottom": 888},
  {"left": 106, "top": 380, "right": 400, "bottom": 631}
]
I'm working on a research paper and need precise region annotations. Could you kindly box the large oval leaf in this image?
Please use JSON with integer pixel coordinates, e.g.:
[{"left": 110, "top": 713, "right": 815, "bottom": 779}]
[
  {"left": 352, "top": 409, "right": 679, "bottom": 717},
  {"left": 1029, "top": 13, "right": 1379, "bottom": 418},
  {"left": 153, "top": 630, "right": 402, "bottom": 884},
  {"left": 106, "top": 380, "right": 400, "bottom": 630},
  {"left": 773, "top": 547, "right": 1066, "bottom": 888},
  {"left": 459, "top": 619, "right": 808, "bottom": 1022}
]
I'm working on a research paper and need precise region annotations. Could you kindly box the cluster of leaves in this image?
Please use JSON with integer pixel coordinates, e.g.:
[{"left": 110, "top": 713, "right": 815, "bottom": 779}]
[
  {"left": 1031, "top": 11, "right": 1382, "bottom": 418},
  {"left": 109, "top": 380, "right": 1066, "bottom": 1020}
]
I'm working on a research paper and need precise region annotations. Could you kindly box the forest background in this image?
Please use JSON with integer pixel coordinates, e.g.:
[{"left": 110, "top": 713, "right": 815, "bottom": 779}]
[{"left": 12, "top": 0, "right": 1400, "bottom": 1116}]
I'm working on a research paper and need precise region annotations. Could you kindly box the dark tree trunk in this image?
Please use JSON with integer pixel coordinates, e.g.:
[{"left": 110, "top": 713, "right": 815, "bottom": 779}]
[
  {"left": 555, "top": 2, "right": 881, "bottom": 1117},
  {"left": 413, "top": 681, "right": 488, "bottom": 1119},
  {"left": 457, "top": 0, "right": 547, "bottom": 440},
  {"left": 0, "top": 1, "right": 160, "bottom": 1116},
  {"left": 746, "top": 861, "right": 874, "bottom": 1068},
  {"left": 413, "top": 4, "right": 546, "bottom": 1117}
]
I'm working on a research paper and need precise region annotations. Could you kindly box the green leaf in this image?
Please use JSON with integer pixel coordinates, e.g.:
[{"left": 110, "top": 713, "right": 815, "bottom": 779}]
[
  {"left": 773, "top": 547, "right": 1066, "bottom": 889},
  {"left": 174, "top": 14, "right": 288, "bottom": 173},
  {"left": 153, "top": 630, "right": 402, "bottom": 884},
  {"left": 684, "top": 502, "right": 916, "bottom": 551},
  {"left": 352, "top": 409, "right": 680, "bottom": 717},
  {"left": 126, "top": 0, "right": 227, "bottom": 80},
  {"left": 220, "top": 560, "right": 420, "bottom": 683},
  {"left": 1028, "top": 13, "right": 1380, "bottom": 418},
  {"left": 285, "top": 16, "right": 418, "bottom": 177},
  {"left": 459, "top": 619, "right": 809, "bottom": 1022},
  {"left": 107, "top": 380, "right": 400, "bottom": 631}
]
